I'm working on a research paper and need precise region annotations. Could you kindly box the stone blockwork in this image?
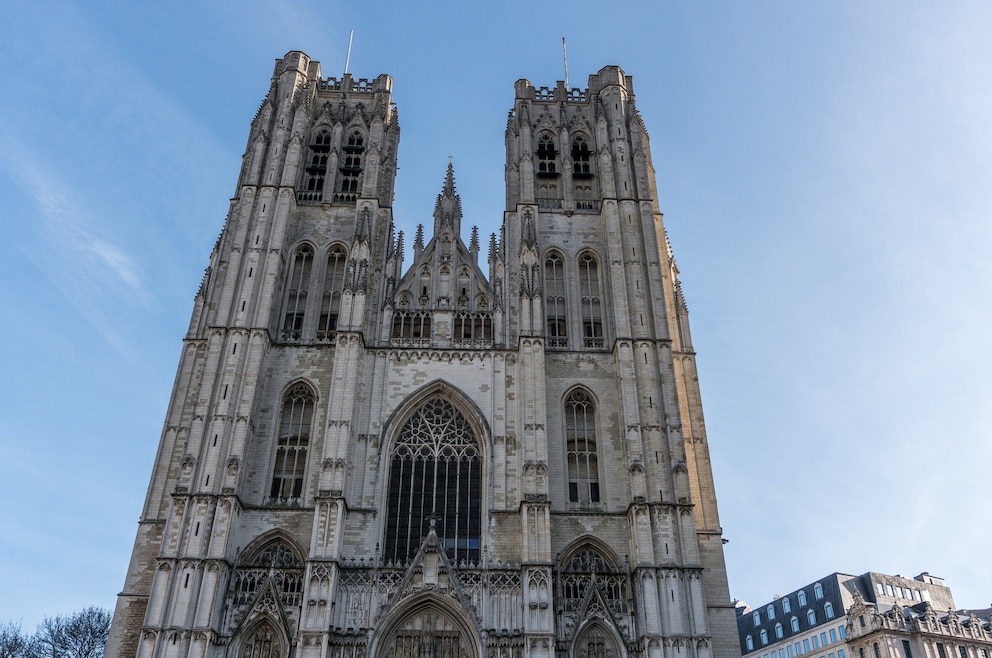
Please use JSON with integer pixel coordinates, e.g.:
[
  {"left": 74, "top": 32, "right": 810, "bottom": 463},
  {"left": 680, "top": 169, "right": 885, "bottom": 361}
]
[{"left": 107, "top": 51, "right": 737, "bottom": 658}]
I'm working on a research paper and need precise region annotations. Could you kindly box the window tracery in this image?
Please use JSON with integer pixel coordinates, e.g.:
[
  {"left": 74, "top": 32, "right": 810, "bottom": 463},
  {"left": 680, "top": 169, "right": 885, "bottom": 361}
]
[
  {"left": 282, "top": 245, "right": 313, "bottom": 341},
  {"left": 335, "top": 131, "right": 365, "bottom": 204},
  {"left": 537, "top": 134, "right": 558, "bottom": 175},
  {"left": 317, "top": 246, "right": 347, "bottom": 340},
  {"left": 544, "top": 252, "right": 567, "bottom": 349},
  {"left": 565, "top": 390, "right": 600, "bottom": 505},
  {"left": 300, "top": 129, "right": 331, "bottom": 203},
  {"left": 578, "top": 253, "right": 604, "bottom": 348},
  {"left": 384, "top": 397, "right": 481, "bottom": 566},
  {"left": 269, "top": 384, "right": 314, "bottom": 503},
  {"left": 558, "top": 546, "right": 627, "bottom": 618},
  {"left": 239, "top": 622, "right": 283, "bottom": 658}
]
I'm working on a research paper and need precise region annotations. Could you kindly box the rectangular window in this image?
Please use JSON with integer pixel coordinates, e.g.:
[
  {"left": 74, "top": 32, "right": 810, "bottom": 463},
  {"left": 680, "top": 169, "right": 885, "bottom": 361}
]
[
  {"left": 887, "top": 584, "right": 894, "bottom": 597},
  {"left": 821, "top": 633, "right": 828, "bottom": 647},
  {"left": 830, "top": 629, "right": 838, "bottom": 643},
  {"left": 839, "top": 650, "right": 845, "bottom": 658},
  {"left": 813, "top": 637, "right": 819, "bottom": 650},
  {"left": 877, "top": 583, "right": 885, "bottom": 595},
  {"left": 805, "top": 640, "right": 812, "bottom": 653},
  {"left": 896, "top": 586, "right": 904, "bottom": 598},
  {"left": 788, "top": 647, "right": 795, "bottom": 658},
  {"left": 959, "top": 648, "right": 968, "bottom": 658},
  {"left": 796, "top": 644, "right": 802, "bottom": 656},
  {"left": 840, "top": 626, "right": 847, "bottom": 639},
  {"left": 902, "top": 641, "right": 913, "bottom": 658},
  {"left": 937, "top": 645, "right": 947, "bottom": 658}
]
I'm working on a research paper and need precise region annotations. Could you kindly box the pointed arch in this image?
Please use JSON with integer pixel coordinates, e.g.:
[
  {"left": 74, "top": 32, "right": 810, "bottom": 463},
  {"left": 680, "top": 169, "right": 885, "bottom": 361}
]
[
  {"left": 300, "top": 127, "right": 332, "bottom": 202},
  {"left": 381, "top": 382, "right": 488, "bottom": 567},
  {"left": 317, "top": 243, "right": 348, "bottom": 340},
  {"left": 231, "top": 610, "right": 290, "bottom": 658},
  {"left": 269, "top": 381, "right": 316, "bottom": 502},
  {"left": 544, "top": 249, "right": 568, "bottom": 349},
  {"left": 557, "top": 537, "right": 627, "bottom": 621},
  {"left": 371, "top": 593, "right": 481, "bottom": 658},
  {"left": 280, "top": 242, "right": 316, "bottom": 341},
  {"left": 571, "top": 618, "right": 626, "bottom": 658},
  {"left": 336, "top": 129, "right": 366, "bottom": 203},
  {"left": 563, "top": 387, "right": 601, "bottom": 505},
  {"left": 577, "top": 250, "right": 604, "bottom": 348}
]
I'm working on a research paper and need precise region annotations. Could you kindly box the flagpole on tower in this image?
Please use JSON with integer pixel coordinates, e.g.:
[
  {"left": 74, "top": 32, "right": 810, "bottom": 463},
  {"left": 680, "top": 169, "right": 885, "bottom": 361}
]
[
  {"left": 344, "top": 29, "right": 354, "bottom": 75},
  {"left": 562, "top": 36, "right": 569, "bottom": 89}
]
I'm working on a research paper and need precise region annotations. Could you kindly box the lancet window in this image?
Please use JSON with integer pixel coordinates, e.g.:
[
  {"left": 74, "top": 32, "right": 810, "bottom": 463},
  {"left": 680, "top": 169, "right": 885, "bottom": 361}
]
[
  {"left": 578, "top": 252, "right": 604, "bottom": 348},
  {"left": 537, "top": 134, "right": 558, "bottom": 174},
  {"left": 335, "top": 130, "right": 364, "bottom": 203},
  {"left": 572, "top": 136, "right": 592, "bottom": 176},
  {"left": 281, "top": 245, "right": 313, "bottom": 341},
  {"left": 565, "top": 390, "right": 600, "bottom": 505},
  {"left": 301, "top": 129, "right": 331, "bottom": 203},
  {"left": 317, "top": 246, "right": 347, "bottom": 341},
  {"left": 544, "top": 251, "right": 567, "bottom": 349},
  {"left": 384, "top": 396, "right": 481, "bottom": 566},
  {"left": 269, "top": 384, "right": 314, "bottom": 502}
]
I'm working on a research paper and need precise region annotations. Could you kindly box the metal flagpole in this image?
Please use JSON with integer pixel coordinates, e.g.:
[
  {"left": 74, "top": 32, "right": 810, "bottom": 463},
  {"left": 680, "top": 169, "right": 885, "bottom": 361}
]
[{"left": 344, "top": 29, "right": 354, "bottom": 74}]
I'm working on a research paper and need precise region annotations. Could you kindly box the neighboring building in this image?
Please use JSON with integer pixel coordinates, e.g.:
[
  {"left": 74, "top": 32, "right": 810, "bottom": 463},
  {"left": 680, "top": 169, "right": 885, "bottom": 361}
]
[
  {"left": 737, "top": 573, "right": 966, "bottom": 658},
  {"left": 845, "top": 591, "right": 992, "bottom": 658},
  {"left": 106, "top": 51, "right": 738, "bottom": 658}
]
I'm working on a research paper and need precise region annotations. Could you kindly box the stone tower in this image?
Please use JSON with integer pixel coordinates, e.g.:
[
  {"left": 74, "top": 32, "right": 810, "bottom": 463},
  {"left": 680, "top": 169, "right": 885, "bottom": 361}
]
[{"left": 107, "top": 51, "right": 738, "bottom": 658}]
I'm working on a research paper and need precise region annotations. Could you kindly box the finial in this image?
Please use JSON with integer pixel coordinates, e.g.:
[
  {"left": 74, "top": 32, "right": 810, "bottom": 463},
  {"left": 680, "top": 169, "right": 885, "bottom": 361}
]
[
  {"left": 470, "top": 226, "right": 480, "bottom": 254},
  {"left": 414, "top": 224, "right": 424, "bottom": 251}
]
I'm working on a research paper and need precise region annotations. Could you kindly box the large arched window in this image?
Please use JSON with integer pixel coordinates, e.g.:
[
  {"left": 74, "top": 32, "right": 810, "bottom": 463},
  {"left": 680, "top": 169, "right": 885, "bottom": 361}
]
[
  {"left": 317, "top": 246, "right": 347, "bottom": 340},
  {"left": 379, "top": 606, "right": 474, "bottom": 658},
  {"left": 578, "top": 252, "right": 604, "bottom": 348},
  {"left": 544, "top": 251, "right": 567, "bottom": 349},
  {"left": 565, "top": 390, "right": 600, "bottom": 505},
  {"left": 384, "top": 397, "right": 481, "bottom": 565},
  {"left": 281, "top": 245, "right": 313, "bottom": 341},
  {"left": 269, "top": 384, "right": 314, "bottom": 502}
]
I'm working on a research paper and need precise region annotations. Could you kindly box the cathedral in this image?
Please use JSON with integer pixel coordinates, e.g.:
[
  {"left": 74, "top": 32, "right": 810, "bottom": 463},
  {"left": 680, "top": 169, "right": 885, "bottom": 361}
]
[{"left": 107, "top": 51, "right": 738, "bottom": 658}]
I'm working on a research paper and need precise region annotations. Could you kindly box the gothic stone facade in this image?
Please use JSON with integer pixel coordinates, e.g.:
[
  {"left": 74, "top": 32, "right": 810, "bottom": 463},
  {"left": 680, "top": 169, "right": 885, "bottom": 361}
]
[{"left": 107, "top": 51, "right": 737, "bottom": 658}]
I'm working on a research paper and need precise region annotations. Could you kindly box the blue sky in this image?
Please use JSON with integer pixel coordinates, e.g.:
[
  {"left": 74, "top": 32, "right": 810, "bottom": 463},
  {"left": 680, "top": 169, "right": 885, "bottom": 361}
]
[{"left": 1, "top": 0, "right": 991, "bottom": 628}]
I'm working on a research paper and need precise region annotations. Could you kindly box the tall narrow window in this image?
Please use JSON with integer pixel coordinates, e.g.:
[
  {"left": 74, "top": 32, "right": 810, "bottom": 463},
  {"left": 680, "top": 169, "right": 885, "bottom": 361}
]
[
  {"left": 282, "top": 245, "right": 313, "bottom": 341},
  {"left": 767, "top": 605, "right": 776, "bottom": 620},
  {"left": 566, "top": 390, "right": 600, "bottom": 504},
  {"left": 544, "top": 252, "right": 567, "bottom": 348},
  {"left": 537, "top": 134, "right": 557, "bottom": 174},
  {"left": 336, "top": 131, "right": 364, "bottom": 203},
  {"left": 824, "top": 602, "right": 834, "bottom": 619},
  {"left": 761, "top": 630, "right": 768, "bottom": 645},
  {"left": 775, "top": 624, "right": 784, "bottom": 639},
  {"left": 300, "top": 129, "right": 331, "bottom": 202},
  {"left": 317, "top": 246, "right": 346, "bottom": 340},
  {"left": 384, "top": 397, "right": 481, "bottom": 565},
  {"left": 798, "top": 590, "right": 807, "bottom": 607},
  {"left": 783, "top": 597, "right": 792, "bottom": 613},
  {"left": 270, "top": 384, "right": 314, "bottom": 502},
  {"left": 807, "top": 609, "right": 816, "bottom": 625},
  {"left": 578, "top": 252, "right": 604, "bottom": 348},
  {"left": 814, "top": 583, "right": 824, "bottom": 600},
  {"left": 791, "top": 617, "right": 800, "bottom": 633}
]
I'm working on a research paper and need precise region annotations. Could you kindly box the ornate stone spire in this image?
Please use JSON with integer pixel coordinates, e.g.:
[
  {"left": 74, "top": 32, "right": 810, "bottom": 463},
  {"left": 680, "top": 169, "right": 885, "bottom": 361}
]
[{"left": 433, "top": 160, "right": 463, "bottom": 236}]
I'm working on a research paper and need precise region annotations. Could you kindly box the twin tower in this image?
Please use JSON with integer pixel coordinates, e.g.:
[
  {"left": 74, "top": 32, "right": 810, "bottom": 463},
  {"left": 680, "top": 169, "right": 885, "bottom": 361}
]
[{"left": 108, "top": 51, "right": 738, "bottom": 658}]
